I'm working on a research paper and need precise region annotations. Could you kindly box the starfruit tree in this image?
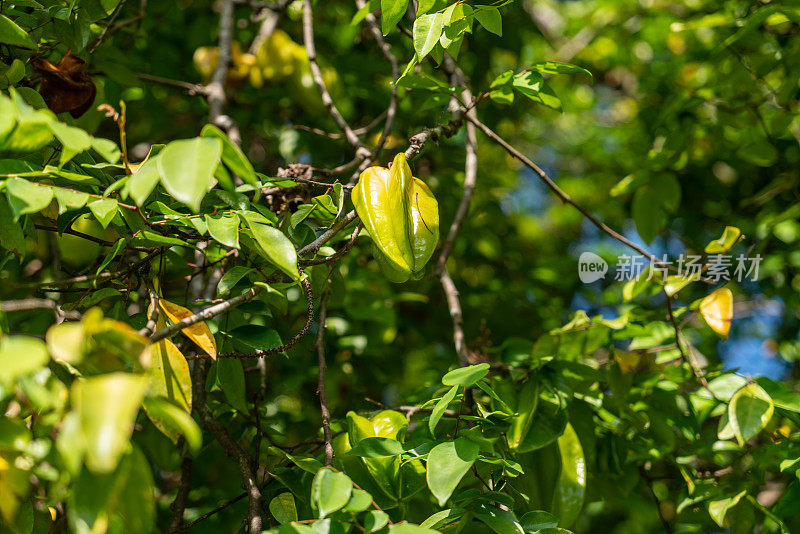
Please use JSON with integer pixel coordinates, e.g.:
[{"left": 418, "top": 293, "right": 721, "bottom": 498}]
[{"left": 1, "top": 0, "right": 799, "bottom": 534}]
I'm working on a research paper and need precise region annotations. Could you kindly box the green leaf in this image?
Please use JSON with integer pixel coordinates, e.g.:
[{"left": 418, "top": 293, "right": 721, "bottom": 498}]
[
  {"left": 490, "top": 85, "right": 514, "bottom": 105},
  {"left": 0, "top": 195, "right": 25, "bottom": 254},
  {"left": 225, "top": 325, "right": 285, "bottom": 354},
  {"left": 347, "top": 436, "right": 405, "bottom": 458},
  {"left": 426, "top": 438, "right": 479, "bottom": 506},
  {"left": 754, "top": 376, "right": 800, "bottom": 413},
  {"left": 512, "top": 70, "right": 542, "bottom": 95},
  {"left": 72, "top": 372, "right": 148, "bottom": 473},
  {"left": 49, "top": 122, "right": 93, "bottom": 165},
  {"left": 0, "top": 14, "right": 36, "bottom": 49},
  {"left": 270, "top": 493, "right": 299, "bottom": 524},
  {"left": 270, "top": 447, "right": 325, "bottom": 473},
  {"left": 729, "top": 383, "right": 774, "bottom": 446},
  {"left": 92, "top": 138, "right": 121, "bottom": 163},
  {"left": 53, "top": 187, "right": 89, "bottom": 214},
  {"left": 364, "top": 511, "right": 389, "bottom": 533},
  {"left": 0, "top": 59, "right": 25, "bottom": 89},
  {"left": 144, "top": 339, "right": 193, "bottom": 443},
  {"left": 416, "top": 0, "right": 436, "bottom": 15},
  {"left": 420, "top": 509, "right": 467, "bottom": 530},
  {"left": 530, "top": 61, "right": 593, "bottom": 83},
  {"left": 201, "top": 124, "right": 257, "bottom": 186},
  {"left": 87, "top": 198, "right": 118, "bottom": 228},
  {"left": 157, "top": 137, "right": 222, "bottom": 212},
  {"left": 507, "top": 379, "right": 539, "bottom": 448},
  {"left": 126, "top": 155, "right": 161, "bottom": 207},
  {"left": 705, "top": 226, "right": 741, "bottom": 254},
  {"left": 474, "top": 7, "right": 502, "bottom": 36},
  {"left": 388, "top": 524, "right": 439, "bottom": 534},
  {"left": 473, "top": 504, "right": 524, "bottom": 534},
  {"left": 5, "top": 178, "right": 53, "bottom": 219},
  {"left": 217, "top": 266, "right": 254, "bottom": 296},
  {"left": 0, "top": 94, "right": 14, "bottom": 138},
  {"left": 347, "top": 410, "right": 408, "bottom": 444},
  {"left": 0, "top": 335, "right": 49, "bottom": 384},
  {"left": 312, "top": 468, "right": 353, "bottom": 518},
  {"left": 413, "top": 13, "right": 444, "bottom": 59},
  {"left": 244, "top": 213, "right": 300, "bottom": 280},
  {"left": 206, "top": 213, "right": 240, "bottom": 248},
  {"left": 632, "top": 186, "right": 663, "bottom": 244},
  {"left": 217, "top": 358, "right": 249, "bottom": 414},
  {"left": 442, "top": 363, "right": 490, "bottom": 387},
  {"left": 429, "top": 384, "right": 458, "bottom": 437},
  {"left": 141, "top": 397, "right": 202, "bottom": 455},
  {"left": 381, "top": 0, "right": 408, "bottom": 35},
  {"left": 708, "top": 490, "right": 746, "bottom": 527},
  {"left": 343, "top": 489, "right": 373, "bottom": 513},
  {"left": 552, "top": 423, "right": 586, "bottom": 527},
  {"left": 68, "top": 446, "right": 155, "bottom": 534},
  {"left": 520, "top": 511, "right": 559, "bottom": 532}
]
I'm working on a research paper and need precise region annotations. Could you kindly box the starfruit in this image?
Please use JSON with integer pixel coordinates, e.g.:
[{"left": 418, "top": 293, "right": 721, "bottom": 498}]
[{"left": 352, "top": 153, "right": 439, "bottom": 282}]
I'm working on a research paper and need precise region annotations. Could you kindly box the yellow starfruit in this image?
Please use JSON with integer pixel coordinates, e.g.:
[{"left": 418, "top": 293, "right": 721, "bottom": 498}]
[{"left": 352, "top": 153, "right": 439, "bottom": 282}]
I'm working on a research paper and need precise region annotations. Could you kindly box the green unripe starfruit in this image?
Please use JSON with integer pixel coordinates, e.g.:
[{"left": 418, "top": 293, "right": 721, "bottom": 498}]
[{"left": 352, "top": 153, "right": 439, "bottom": 282}]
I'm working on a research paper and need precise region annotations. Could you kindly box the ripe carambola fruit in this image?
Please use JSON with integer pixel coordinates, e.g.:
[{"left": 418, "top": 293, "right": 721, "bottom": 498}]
[{"left": 352, "top": 153, "right": 439, "bottom": 282}]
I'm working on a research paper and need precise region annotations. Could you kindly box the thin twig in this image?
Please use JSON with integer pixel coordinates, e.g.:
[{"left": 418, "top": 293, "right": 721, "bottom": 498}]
[
  {"left": 150, "top": 286, "right": 260, "bottom": 342},
  {"left": 299, "top": 224, "right": 362, "bottom": 266},
  {"left": 19, "top": 249, "right": 161, "bottom": 290},
  {"left": 0, "top": 298, "right": 80, "bottom": 322},
  {"left": 294, "top": 111, "right": 388, "bottom": 140},
  {"left": 208, "top": 0, "right": 235, "bottom": 124},
  {"left": 153, "top": 271, "right": 315, "bottom": 358},
  {"left": 136, "top": 73, "right": 208, "bottom": 95},
  {"left": 315, "top": 275, "right": 334, "bottom": 466},
  {"left": 179, "top": 492, "right": 247, "bottom": 531},
  {"left": 437, "top": 63, "right": 478, "bottom": 272},
  {"left": 439, "top": 269, "right": 468, "bottom": 367},
  {"left": 217, "top": 273, "right": 315, "bottom": 357},
  {"left": 356, "top": 0, "right": 399, "bottom": 158},
  {"left": 665, "top": 292, "right": 716, "bottom": 398},
  {"left": 34, "top": 224, "right": 116, "bottom": 247},
  {"left": 168, "top": 454, "right": 194, "bottom": 533},
  {"left": 88, "top": 0, "right": 128, "bottom": 54},
  {"left": 193, "top": 359, "right": 262, "bottom": 533},
  {"left": 302, "top": 0, "right": 369, "bottom": 158},
  {"left": 297, "top": 211, "right": 359, "bottom": 259},
  {"left": 138, "top": 289, "right": 160, "bottom": 336},
  {"left": 465, "top": 115, "right": 703, "bottom": 277}
]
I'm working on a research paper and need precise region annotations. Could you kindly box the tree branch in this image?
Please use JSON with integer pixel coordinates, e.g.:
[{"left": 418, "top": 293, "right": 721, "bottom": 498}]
[
  {"left": 137, "top": 288, "right": 160, "bottom": 337},
  {"left": 437, "top": 64, "right": 478, "bottom": 272},
  {"left": 193, "top": 359, "right": 262, "bottom": 532},
  {"left": 299, "top": 224, "right": 362, "bottom": 266},
  {"left": 208, "top": 0, "right": 241, "bottom": 144},
  {"left": 315, "top": 277, "right": 334, "bottom": 466},
  {"left": 0, "top": 298, "right": 80, "bottom": 322},
  {"left": 168, "top": 453, "right": 193, "bottom": 534},
  {"left": 439, "top": 269, "right": 468, "bottom": 367},
  {"left": 302, "top": 0, "right": 369, "bottom": 158},
  {"left": 465, "top": 114, "right": 689, "bottom": 274},
  {"left": 356, "top": 0, "right": 399, "bottom": 159}
]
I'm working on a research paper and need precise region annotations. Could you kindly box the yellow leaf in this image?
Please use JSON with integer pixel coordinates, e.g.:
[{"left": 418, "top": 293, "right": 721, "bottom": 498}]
[
  {"left": 700, "top": 288, "right": 733, "bottom": 337},
  {"left": 143, "top": 340, "right": 193, "bottom": 444},
  {"left": 614, "top": 351, "right": 641, "bottom": 373},
  {"left": 158, "top": 300, "right": 217, "bottom": 359}
]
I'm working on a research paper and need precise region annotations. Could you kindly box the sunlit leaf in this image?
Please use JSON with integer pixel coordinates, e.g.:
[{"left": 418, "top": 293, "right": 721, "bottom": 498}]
[
  {"left": 729, "top": 383, "right": 774, "bottom": 446},
  {"left": 700, "top": 288, "right": 733, "bottom": 337},
  {"left": 159, "top": 299, "right": 218, "bottom": 359}
]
